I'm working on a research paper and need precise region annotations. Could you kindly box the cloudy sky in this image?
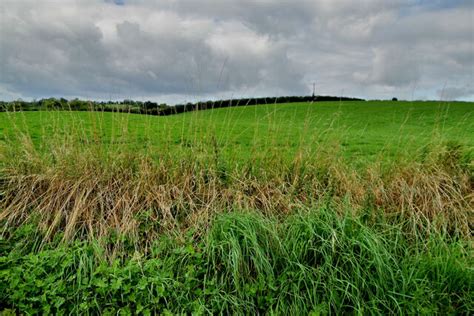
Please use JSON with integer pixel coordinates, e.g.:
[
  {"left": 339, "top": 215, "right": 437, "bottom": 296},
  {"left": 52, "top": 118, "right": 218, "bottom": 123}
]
[{"left": 0, "top": 0, "right": 473, "bottom": 103}]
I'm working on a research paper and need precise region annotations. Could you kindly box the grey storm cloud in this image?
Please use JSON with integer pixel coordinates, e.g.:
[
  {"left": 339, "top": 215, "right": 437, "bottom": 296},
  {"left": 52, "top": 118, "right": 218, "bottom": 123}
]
[
  {"left": 438, "top": 85, "right": 474, "bottom": 100},
  {"left": 0, "top": 0, "right": 473, "bottom": 102}
]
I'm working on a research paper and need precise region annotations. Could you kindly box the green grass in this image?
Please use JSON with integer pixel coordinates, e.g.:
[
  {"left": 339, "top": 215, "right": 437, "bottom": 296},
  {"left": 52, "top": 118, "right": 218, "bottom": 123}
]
[
  {"left": 2, "top": 101, "right": 473, "bottom": 164},
  {"left": 1, "top": 100, "right": 473, "bottom": 314},
  {"left": 1, "top": 210, "right": 472, "bottom": 314}
]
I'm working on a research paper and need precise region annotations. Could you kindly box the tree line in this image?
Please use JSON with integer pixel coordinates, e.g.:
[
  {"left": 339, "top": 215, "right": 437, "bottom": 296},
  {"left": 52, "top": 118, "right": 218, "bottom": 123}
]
[{"left": 0, "top": 95, "right": 365, "bottom": 115}]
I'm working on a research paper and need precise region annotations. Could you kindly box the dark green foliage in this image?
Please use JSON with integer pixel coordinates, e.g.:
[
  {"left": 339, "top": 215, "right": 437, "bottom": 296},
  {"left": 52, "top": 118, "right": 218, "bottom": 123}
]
[
  {"left": 0, "top": 95, "right": 365, "bottom": 116},
  {"left": 2, "top": 210, "right": 472, "bottom": 314}
]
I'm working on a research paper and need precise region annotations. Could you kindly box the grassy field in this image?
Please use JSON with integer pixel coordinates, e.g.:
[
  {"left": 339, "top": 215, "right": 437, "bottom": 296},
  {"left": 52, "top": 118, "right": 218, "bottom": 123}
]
[
  {"left": 1, "top": 101, "right": 473, "bottom": 314},
  {"left": 2, "top": 101, "right": 473, "bottom": 162}
]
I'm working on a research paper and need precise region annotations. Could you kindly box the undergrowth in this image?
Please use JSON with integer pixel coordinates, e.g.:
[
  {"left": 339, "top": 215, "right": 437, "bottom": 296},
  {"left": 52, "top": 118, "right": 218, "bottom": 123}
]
[
  {"left": 0, "top": 106, "right": 473, "bottom": 314},
  {"left": 1, "top": 210, "right": 472, "bottom": 314}
]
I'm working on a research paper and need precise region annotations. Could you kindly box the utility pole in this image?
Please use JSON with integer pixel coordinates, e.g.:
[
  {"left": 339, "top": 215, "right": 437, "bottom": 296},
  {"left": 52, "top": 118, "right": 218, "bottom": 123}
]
[{"left": 312, "top": 82, "right": 316, "bottom": 101}]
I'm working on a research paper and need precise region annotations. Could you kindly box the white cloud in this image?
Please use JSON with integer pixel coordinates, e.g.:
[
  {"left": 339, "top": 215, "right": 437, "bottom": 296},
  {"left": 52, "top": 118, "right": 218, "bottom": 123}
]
[
  {"left": 0, "top": 0, "right": 472, "bottom": 102},
  {"left": 356, "top": 46, "right": 421, "bottom": 87},
  {"left": 438, "top": 85, "right": 474, "bottom": 100}
]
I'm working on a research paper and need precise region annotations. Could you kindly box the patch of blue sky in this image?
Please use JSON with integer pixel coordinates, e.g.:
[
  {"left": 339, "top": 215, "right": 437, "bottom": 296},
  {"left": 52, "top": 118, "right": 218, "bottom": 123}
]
[
  {"left": 399, "top": 0, "right": 471, "bottom": 17},
  {"left": 104, "top": 0, "right": 125, "bottom": 5}
]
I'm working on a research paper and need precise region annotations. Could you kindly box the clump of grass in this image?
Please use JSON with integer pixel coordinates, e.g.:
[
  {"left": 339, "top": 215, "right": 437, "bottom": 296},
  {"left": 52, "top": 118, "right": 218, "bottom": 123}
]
[{"left": 1, "top": 210, "right": 472, "bottom": 314}]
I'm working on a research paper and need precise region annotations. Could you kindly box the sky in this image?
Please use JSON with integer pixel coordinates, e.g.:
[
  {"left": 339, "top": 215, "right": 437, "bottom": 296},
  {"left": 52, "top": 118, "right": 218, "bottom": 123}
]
[{"left": 0, "top": 0, "right": 473, "bottom": 104}]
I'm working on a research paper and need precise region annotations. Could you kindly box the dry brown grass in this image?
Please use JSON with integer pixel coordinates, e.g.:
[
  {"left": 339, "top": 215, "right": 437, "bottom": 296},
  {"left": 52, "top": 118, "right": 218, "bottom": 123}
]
[{"left": 1, "top": 131, "right": 472, "bottom": 247}]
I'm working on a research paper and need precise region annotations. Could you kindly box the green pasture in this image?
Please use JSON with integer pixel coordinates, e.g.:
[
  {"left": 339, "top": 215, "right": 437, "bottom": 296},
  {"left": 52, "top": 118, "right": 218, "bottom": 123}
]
[{"left": 1, "top": 101, "right": 473, "bottom": 165}]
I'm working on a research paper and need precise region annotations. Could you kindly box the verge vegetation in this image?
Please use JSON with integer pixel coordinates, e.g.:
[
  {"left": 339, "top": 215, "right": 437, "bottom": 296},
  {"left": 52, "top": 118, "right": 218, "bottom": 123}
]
[{"left": 1, "top": 101, "right": 473, "bottom": 314}]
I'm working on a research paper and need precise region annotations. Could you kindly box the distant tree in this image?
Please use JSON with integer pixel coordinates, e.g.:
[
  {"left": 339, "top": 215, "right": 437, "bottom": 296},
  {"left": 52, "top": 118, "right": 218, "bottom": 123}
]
[
  {"left": 123, "top": 99, "right": 135, "bottom": 106},
  {"left": 69, "top": 98, "right": 83, "bottom": 110},
  {"left": 392, "top": 97, "right": 398, "bottom": 101},
  {"left": 142, "top": 101, "right": 159, "bottom": 111},
  {"left": 40, "top": 98, "right": 62, "bottom": 109},
  {"left": 12, "top": 99, "right": 28, "bottom": 110}
]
